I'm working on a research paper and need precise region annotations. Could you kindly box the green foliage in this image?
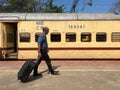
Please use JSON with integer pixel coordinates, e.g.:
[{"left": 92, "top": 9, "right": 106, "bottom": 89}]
[
  {"left": 45, "top": 0, "right": 64, "bottom": 13},
  {"left": 6, "top": 0, "right": 35, "bottom": 12},
  {"left": 0, "top": 0, "right": 64, "bottom": 13}
]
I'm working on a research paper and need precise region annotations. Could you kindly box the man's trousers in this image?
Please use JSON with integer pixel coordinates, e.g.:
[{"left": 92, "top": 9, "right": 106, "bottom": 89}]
[{"left": 34, "top": 50, "right": 54, "bottom": 74}]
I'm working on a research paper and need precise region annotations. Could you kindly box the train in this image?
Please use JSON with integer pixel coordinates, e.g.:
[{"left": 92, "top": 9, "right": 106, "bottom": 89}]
[{"left": 0, "top": 13, "right": 120, "bottom": 60}]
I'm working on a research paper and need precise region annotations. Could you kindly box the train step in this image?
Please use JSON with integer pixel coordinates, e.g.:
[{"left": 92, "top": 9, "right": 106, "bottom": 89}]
[{"left": 5, "top": 53, "right": 18, "bottom": 59}]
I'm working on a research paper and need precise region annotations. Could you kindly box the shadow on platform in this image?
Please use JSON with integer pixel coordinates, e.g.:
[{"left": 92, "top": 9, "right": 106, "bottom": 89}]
[{"left": 22, "top": 65, "right": 60, "bottom": 83}]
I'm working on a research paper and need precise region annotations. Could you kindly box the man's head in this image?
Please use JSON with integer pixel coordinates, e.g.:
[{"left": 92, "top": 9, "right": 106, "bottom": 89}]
[{"left": 43, "top": 27, "right": 49, "bottom": 35}]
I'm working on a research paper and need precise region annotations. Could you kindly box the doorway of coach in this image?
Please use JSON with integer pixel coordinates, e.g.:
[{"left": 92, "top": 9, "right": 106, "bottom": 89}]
[{"left": 1, "top": 22, "right": 18, "bottom": 60}]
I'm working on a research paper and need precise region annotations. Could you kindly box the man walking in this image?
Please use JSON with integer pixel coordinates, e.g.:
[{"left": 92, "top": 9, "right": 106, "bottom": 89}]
[{"left": 33, "top": 27, "right": 58, "bottom": 76}]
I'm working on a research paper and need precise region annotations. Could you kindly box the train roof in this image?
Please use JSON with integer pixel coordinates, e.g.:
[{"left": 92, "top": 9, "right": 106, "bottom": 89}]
[{"left": 0, "top": 13, "right": 120, "bottom": 21}]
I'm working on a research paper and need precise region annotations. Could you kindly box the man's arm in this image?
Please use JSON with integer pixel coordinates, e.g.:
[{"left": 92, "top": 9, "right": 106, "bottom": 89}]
[
  {"left": 37, "top": 34, "right": 43, "bottom": 56},
  {"left": 38, "top": 45, "right": 41, "bottom": 56}
]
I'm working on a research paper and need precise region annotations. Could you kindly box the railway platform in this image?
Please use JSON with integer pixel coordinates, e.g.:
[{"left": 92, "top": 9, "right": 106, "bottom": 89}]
[{"left": 0, "top": 60, "right": 120, "bottom": 90}]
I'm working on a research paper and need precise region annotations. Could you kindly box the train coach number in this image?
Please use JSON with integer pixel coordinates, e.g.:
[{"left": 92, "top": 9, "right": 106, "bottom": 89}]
[{"left": 68, "top": 25, "right": 85, "bottom": 29}]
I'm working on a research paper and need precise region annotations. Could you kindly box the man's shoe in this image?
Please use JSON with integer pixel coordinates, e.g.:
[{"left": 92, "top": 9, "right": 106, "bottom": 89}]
[
  {"left": 51, "top": 71, "right": 60, "bottom": 75},
  {"left": 33, "top": 73, "right": 42, "bottom": 77}
]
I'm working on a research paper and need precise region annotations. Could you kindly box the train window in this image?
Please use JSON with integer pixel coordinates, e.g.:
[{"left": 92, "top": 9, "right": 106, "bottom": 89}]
[
  {"left": 112, "top": 32, "right": 120, "bottom": 42},
  {"left": 51, "top": 33, "right": 61, "bottom": 42},
  {"left": 96, "top": 32, "right": 106, "bottom": 42},
  {"left": 20, "top": 33, "right": 30, "bottom": 42},
  {"left": 81, "top": 32, "right": 91, "bottom": 42},
  {"left": 7, "top": 33, "right": 14, "bottom": 43},
  {"left": 35, "top": 33, "right": 41, "bottom": 42},
  {"left": 66, "top": 33, "right": 76, "bottom": 42}
]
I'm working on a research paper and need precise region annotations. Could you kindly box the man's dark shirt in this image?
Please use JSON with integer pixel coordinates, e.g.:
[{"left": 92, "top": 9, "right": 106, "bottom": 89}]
[{"left": 37, "top": 33, "right": 48, "bottom": 50}]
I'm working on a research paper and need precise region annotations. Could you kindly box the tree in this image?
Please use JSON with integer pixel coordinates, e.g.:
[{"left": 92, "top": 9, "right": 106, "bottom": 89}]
[
  {"left": 0, "top": 0, "right": 64, "bottom": 13},
  {"left": 44, "top": 0, "right": 64, "bottom": 13},
  {"left": 36, "top": 0, "right": 64, "bottom": 13},
  {"left": 0, "top": 0, "right": 7, "bottom": 12},
  {"left": 5, "top": 0, "right": 37, "bottom": 12}
]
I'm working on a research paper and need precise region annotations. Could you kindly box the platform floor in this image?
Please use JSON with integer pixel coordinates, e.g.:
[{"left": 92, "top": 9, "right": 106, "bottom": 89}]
[{"left": 0, "top": 60, "right": 120, "bottom": 90}]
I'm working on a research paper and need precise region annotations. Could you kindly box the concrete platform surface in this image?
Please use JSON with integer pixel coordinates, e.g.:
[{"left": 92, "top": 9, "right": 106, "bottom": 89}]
[{"left": 0, "top": 63, "right": 120, "bottom": 90}]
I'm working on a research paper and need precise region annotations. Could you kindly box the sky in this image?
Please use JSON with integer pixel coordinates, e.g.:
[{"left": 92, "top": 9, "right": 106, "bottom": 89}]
[{"left": 53, "top": 0, "right": 119, "bottom": 13}]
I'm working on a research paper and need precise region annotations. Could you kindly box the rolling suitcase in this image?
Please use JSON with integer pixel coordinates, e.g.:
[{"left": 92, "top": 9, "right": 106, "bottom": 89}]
[{"left": 17, "top": 60, "right": 36, "bottom": 82}]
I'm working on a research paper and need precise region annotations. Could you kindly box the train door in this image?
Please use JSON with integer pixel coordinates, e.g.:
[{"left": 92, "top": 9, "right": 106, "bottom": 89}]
[{"left": 2, "top": 22, "right": 18, "bottom": 59}]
